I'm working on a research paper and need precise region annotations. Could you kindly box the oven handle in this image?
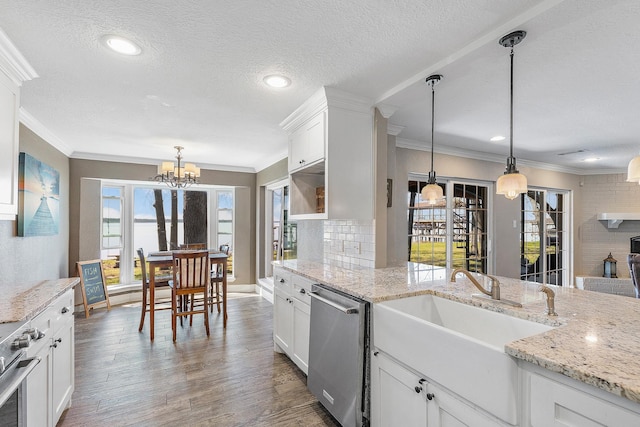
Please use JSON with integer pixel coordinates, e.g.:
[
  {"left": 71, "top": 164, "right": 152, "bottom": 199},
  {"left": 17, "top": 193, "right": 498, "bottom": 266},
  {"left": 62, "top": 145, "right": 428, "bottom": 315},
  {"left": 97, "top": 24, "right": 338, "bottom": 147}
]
[
  {"left": 309, "top": 291, "right": 359, "bottom": 314},
  {"left": 0, "top": 356, "right": 41, "bottom": 407}
]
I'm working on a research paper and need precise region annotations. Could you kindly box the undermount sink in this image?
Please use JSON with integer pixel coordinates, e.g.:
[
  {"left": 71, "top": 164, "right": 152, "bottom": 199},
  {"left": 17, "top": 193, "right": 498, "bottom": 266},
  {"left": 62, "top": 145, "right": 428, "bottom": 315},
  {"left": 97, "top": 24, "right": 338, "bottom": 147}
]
[{"left": 374, "top": 294, "right": 554, "bottom": 424}]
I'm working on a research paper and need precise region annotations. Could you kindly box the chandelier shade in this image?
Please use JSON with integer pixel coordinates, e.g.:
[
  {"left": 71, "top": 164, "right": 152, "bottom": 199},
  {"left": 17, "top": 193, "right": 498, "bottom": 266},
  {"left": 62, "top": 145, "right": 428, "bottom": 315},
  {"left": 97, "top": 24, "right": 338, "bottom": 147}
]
[
  {"left": 627, "top": 155, "right": 640, "bottom": 183},
  {"left": 155, "top": 146, "right": 200, "bottom": 188},
  {"left": 420, "top": 74, "right": 445, "bottom": 205},
  {"left": 496, "top": 30, "right": 528, "bottom": 200}
]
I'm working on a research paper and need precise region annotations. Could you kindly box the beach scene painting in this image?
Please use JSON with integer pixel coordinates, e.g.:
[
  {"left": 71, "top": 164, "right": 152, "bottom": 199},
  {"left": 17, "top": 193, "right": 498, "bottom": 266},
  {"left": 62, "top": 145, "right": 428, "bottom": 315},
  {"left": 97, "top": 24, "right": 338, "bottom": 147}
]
[{"left": 18, "top": 152, "right": 60, "bottom": 236}]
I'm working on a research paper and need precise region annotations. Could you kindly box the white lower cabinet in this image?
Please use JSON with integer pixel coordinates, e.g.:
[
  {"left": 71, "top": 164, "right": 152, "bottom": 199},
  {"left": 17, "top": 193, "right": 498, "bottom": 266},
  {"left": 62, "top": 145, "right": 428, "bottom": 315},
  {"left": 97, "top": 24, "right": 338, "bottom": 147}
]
[
  {"left": 26, "top": 288, "right": 75, "bottom": 427},
  {"left": 524, "top": 365, "right": 640, "bottom": 427},
  {"left": 273, "top": 267, "right": 311, "bottom": 374},
  {"left": 371, "top": 351, "right": 503, "bottom": 427},
  {"left": 371, "top": 351, "right": 428, "bottom": 426}
]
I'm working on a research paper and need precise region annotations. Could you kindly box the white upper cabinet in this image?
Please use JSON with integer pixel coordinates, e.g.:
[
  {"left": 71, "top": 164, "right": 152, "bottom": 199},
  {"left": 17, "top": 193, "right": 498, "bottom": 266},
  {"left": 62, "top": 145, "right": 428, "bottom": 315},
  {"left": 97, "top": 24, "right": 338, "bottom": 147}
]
[
  {"left": 280, "top": 87, "right": 374, "bottom": 220},
  {"left": 0, "top": 29, "right": 38, "bottom": 220}
]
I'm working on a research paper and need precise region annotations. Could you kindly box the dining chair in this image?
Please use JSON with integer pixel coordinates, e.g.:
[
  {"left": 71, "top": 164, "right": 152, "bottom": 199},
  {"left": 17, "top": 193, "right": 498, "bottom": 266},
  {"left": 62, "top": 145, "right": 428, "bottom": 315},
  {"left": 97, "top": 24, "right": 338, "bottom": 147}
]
[
  {"left": 170, "top": 250, "right": 210, "bottom": 341},
  {"left": 137, "top": 248, "right": 172, "bottom": 332},
  {"left": 209, "top": 244, "right": 230, "bottom": 313},
  {"left": 179, "top": 243, "right": 207, "bottom": 249}
]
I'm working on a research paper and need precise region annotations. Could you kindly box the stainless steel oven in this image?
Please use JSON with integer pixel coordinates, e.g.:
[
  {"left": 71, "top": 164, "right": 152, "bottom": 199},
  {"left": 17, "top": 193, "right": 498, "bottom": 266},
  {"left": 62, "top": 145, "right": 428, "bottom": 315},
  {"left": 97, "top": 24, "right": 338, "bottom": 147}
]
[
  {"left": 308, "top": 284, "right": 370, "bottom": 427},
  {"left": 0, "top": 322, "right": 41, "bottom": 427}
]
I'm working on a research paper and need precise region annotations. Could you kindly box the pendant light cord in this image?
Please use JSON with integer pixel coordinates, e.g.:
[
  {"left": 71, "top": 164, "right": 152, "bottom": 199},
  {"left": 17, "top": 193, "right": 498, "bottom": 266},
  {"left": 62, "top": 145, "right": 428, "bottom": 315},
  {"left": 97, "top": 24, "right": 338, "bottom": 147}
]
[
  {"left": 509, "top": 45, "right": 514, "bottom": 160},
  {"left": 430, "top": 80, "right": 435, "bottom": 175}
]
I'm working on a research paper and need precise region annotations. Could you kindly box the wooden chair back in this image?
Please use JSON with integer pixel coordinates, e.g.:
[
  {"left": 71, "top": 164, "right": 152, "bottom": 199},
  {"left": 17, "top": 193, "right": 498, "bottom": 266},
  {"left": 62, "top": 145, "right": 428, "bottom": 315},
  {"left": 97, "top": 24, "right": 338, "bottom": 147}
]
[
  {"left": 179, "top": 243, "right": 207, "bottom": 250},
  {"left": 173, "top": 250, "right": 210, "bottom": 292},
  {"left": 137, "top": 248, "right": 148, "bottom": 286}
]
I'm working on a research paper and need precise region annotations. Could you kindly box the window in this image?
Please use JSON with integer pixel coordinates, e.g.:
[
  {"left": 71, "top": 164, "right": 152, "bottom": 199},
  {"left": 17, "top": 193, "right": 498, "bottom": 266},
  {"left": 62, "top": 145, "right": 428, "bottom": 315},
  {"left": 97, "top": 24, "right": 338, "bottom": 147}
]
[
  {"left": 520, "top": 189, "right": 568, "bottom": 286},
  {"left": 408, "top": 179, "right": 490, "bottom": 273},
  {"left": 98, "top": 182, "right": 234, "bottom": 286},
  {"left": 101, "top": 186, "right": 123, "bottom": 285},
  {"left": 264, "top": 182, "right": 297, "bottom": 280}
]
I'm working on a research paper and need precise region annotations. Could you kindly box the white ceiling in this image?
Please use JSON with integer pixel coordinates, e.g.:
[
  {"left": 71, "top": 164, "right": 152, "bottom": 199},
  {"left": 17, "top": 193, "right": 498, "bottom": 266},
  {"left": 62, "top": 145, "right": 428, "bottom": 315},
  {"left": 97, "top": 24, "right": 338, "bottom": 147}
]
[{"left": 0, "top": 0, "right": 638, "bottom": 174}]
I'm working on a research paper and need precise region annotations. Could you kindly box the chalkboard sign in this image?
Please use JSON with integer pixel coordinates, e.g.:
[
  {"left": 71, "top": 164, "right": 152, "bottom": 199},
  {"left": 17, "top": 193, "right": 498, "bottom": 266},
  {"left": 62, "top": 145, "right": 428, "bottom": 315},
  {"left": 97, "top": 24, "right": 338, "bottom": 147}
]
[{"left": 77, "top": 259, "right": 111, "bottom": 318}]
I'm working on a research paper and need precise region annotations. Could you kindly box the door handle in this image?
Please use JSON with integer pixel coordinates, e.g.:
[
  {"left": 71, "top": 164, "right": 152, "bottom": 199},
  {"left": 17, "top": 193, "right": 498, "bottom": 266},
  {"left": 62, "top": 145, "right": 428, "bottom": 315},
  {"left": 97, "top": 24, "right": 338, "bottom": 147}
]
[{"left": 309, "top": 292, "right": 359, "bottom": 314}]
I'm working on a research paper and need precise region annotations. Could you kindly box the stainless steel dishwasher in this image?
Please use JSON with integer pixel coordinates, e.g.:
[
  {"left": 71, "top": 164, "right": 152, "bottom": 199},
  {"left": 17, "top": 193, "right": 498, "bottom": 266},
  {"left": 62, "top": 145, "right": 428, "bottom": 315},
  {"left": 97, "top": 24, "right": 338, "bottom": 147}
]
[{"left": 308, "top": 283, "right": 369, "bottom": 427}]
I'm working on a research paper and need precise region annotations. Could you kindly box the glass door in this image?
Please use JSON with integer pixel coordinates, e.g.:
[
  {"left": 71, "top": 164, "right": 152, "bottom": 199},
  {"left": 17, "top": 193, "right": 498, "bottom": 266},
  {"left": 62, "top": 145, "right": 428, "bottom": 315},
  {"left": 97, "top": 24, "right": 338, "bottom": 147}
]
[{"left": 266, "top": 183, "right": 297, "bottom": 280}]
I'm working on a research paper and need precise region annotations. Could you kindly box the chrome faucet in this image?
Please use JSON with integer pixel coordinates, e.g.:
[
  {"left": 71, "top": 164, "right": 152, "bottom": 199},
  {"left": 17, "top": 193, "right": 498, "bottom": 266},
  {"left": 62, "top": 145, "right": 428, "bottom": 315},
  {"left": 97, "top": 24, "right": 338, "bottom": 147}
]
[
  {"left": 450, "top": 268, "right": 500, "bottom": 300},
  {"left": 539, "top": 285, "right": 558, "bottom": 316}
]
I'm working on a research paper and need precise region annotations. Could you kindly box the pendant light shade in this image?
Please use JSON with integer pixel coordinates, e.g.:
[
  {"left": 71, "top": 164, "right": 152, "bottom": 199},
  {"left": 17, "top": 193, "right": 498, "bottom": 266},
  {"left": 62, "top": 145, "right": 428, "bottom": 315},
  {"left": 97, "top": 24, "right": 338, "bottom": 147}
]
[
  {"left": 420, "top": 74, "right": 445, "bottom": 205},
  {"left": 496, "top": 30, "right": 528, "bottom": 200},
  {"left": 627, "top": 154, "right": 640, "bottom": 183}
]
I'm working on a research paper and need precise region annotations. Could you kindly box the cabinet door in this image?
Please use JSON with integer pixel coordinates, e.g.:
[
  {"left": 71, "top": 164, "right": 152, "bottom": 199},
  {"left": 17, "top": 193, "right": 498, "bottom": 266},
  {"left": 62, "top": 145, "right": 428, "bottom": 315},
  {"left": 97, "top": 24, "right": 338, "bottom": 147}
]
[
  {"left": 427, "top": 383, "right": 500, "bottom": 427},
  {"left": 51, "top": 319, "right": 74, "bottom": 425},
  {"left": 274, "top": 286, "right": 293, "bottom": 354},
  {"left": 370, "top": 352, "right": 428, "bottom": 427},
  {"left": 529, "top": 373, "right": 640, "bottom": 427},
  {"left": 291, "top": 298, "right": 310, "bottom": 374},
  {"left": 289, "top": 112, "right": 325, "bottom": 172},
  {"left": 26, "top": 347, "right": 52, "bottom": 427},
  {"left": 0, "top": 72, "right": 19, "bottom": 218}
]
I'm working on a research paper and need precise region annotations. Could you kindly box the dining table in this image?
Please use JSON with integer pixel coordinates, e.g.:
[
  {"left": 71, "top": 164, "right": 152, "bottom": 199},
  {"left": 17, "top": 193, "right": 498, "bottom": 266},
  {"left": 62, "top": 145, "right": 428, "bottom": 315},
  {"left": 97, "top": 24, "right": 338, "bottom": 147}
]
[{"left": 146, "top": 249, "right": 228, "bottom": 341}]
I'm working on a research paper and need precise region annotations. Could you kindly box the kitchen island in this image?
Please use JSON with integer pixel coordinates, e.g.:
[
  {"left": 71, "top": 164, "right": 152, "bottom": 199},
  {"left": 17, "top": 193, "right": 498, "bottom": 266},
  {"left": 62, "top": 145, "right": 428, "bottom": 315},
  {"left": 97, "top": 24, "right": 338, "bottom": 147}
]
[{"left": 277, "top": 260, "right": 640, "bottom": 425}]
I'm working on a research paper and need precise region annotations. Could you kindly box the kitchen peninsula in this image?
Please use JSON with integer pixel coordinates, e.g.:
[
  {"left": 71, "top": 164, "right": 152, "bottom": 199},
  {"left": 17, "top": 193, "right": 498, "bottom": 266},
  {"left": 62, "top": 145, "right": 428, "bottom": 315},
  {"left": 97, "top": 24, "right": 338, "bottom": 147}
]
[{"left": 276, "top": 260, "right": 640, "bottom": 426}]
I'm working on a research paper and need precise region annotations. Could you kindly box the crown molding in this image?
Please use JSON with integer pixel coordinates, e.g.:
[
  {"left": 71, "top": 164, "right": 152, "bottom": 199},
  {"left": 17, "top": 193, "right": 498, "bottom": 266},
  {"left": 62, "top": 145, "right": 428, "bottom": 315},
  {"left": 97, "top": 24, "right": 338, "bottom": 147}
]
[
  {"left": 0, "top": 28, "right": 38, "bottom": 85},
  {"left": 70, "top": 151, "right": 257, "bottom": 173},
  {"left": 280, "top": 86, "right": 372, "bottom": 132},
  {"left": 394, "top": 137, "right": 621, "bottom": 176},
  {"left": 254, "top": 149, "right": 288, "bottom": 173},
  {"left": 20, "top": 108, "right": 73, "bottom": 156},
  {"left": 375, "top": 103, "right": 398, "bottom": 119},
  {"left": 387, "top": 124, "right": 404, "bottom": 136}
]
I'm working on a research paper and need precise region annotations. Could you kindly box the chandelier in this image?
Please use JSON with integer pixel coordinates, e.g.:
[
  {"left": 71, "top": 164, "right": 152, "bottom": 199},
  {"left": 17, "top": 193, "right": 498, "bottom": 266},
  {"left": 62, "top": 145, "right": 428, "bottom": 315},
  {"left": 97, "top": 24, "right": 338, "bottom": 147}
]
[
  {"left": 155, "top": 146, "right": 200, "bottom": 188},
  {"left": 421, "top": 74, "right": 445, "bottom": 205}
]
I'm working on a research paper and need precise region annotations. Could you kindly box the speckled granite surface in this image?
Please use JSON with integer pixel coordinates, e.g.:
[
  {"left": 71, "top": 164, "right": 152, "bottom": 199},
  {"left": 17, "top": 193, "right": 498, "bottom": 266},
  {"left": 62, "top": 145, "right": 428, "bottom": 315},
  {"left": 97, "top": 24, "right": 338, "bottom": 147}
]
[
  {"left": 279, "top": 260, "right": 640, "bottom": 405},
  {"left": 0, "top": 278, "right": 79, "bottom": 323}
]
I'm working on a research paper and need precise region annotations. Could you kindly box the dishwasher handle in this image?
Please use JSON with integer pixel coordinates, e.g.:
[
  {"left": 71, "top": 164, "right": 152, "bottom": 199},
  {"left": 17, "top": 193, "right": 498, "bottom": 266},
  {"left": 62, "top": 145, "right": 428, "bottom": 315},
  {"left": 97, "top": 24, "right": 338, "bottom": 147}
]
[{"left": 309, "top": 291, "right": 359, "bottom": 314}]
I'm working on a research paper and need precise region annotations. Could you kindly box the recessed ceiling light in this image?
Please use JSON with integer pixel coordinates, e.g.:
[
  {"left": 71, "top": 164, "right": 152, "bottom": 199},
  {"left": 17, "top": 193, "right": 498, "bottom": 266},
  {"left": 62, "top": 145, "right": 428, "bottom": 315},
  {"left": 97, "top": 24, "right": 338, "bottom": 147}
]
[
  {"left": 263, "top": 75, "right": 291, "bottom": 88},
  {"left": 583, "top": 157, "right": 600, "bottom": 162},
  {"left": 490, "top": 135, "right": 506, "bottom": 142},
  {"left": 102, "top": 35, "right": 141, "bottom": 56}
]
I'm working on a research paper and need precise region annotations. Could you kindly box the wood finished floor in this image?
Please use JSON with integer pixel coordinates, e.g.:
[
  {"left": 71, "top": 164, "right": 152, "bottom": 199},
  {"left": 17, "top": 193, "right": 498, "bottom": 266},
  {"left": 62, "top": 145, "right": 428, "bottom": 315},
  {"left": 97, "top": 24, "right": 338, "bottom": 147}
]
[{"left": 58, "top": 294, "right": 339, "bottom": 427}]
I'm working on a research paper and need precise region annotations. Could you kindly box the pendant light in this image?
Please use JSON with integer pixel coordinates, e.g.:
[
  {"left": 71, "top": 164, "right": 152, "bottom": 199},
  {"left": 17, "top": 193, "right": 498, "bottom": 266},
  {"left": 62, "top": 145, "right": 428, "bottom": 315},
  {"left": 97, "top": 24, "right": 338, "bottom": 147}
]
[
  {"left": 627, "top": 154, "right": 640, "bottom": 183},
  {"left": 421, "top": 74, "right": 445, "bottom": 205},
  {"left": 496, "top": 30, "right": 528, "bottom": 200}
]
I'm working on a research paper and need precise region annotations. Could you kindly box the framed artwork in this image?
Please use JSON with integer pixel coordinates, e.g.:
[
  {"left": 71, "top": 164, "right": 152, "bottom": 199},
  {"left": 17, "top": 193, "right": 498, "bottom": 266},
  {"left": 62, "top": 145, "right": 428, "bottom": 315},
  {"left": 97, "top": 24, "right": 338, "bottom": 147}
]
[{"left": 18, "top": 152, "right": 60, "bottom": 236}]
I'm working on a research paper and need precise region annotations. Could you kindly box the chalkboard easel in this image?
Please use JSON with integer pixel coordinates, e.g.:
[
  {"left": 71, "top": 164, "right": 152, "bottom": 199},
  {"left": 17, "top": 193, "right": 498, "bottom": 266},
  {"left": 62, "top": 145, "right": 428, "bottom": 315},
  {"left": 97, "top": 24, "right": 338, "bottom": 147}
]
[{"left": 77, "top": 259, "right": 111, "bottom": 318}]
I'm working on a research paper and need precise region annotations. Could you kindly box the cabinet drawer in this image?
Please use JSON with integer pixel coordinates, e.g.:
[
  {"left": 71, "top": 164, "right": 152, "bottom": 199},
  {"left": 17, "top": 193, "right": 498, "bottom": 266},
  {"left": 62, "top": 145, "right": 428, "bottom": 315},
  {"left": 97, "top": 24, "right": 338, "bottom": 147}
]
[
  {"left": 529, "top": 373, "right": 640, "bottom": 426},
  {"left": 274, "top": 268, "right": 293, "bottom": 294},
  {"left": 292, "top": 275, "right": 313, "bottom": 305}
]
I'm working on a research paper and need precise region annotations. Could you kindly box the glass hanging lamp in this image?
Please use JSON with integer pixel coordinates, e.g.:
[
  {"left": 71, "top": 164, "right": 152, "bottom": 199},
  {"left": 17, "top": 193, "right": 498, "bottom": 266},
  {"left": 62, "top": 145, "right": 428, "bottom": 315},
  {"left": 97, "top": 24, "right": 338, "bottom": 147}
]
[
  {"left": 421, "top": 74, "right": 445, "bottom": 205},
  {"left": 496, "top": 30, "right": 528, "bottom": 200}
]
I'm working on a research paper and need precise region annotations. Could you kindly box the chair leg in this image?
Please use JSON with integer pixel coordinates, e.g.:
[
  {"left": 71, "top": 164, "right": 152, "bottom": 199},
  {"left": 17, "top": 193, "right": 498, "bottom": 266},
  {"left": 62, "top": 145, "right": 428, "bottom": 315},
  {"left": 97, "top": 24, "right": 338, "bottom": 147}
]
[
  {"left": 204, "top": 288, "right": 210, "bottom": 336},
  {"left": 171, "top": 291, "right": 177, "bottom": 342},
  {"left": 190, "top": 294, "right": 195, "bottom": 326},
  {"left": 216, "top": 282, "right": 221, "bottom": 313},
  {"left": 138, "top": 284, "right": 148, "bottom": 332}
]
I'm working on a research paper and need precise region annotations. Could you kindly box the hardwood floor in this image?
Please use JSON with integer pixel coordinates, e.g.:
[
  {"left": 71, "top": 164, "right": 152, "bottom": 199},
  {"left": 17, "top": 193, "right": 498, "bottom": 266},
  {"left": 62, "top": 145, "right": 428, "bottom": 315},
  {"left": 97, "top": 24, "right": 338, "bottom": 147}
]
[{"left": 59, "top": 294, "right": 339, "bottom": 427}]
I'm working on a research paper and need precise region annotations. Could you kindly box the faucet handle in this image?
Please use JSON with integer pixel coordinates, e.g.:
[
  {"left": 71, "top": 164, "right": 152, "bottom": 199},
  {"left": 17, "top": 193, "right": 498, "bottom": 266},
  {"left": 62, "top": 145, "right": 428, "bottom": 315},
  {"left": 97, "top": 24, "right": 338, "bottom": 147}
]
[{"left": 539, "top": 285, "right": 557, "bottom": 316}]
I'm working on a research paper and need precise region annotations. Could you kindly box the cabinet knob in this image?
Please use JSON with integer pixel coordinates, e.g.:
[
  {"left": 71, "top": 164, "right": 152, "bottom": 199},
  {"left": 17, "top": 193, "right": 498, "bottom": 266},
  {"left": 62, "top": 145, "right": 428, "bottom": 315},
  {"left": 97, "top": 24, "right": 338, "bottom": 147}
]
[
  {"left": 426, "top": 393, "right": 435, "bottom": 401},
  {"left": 414, "top": 386, "right": 422, "bottom": 394},
  {"left": 299, "top": 288, "right": 306, "bottom": 294},
  {"left": 280, "top": 278, "right": 285, "bottom": 283},
  {"left": 55, "top": 338, "right": 62, "bottom": 344},
  {"left": 61, "top": 307, "right": 69, "bottom": 314}
]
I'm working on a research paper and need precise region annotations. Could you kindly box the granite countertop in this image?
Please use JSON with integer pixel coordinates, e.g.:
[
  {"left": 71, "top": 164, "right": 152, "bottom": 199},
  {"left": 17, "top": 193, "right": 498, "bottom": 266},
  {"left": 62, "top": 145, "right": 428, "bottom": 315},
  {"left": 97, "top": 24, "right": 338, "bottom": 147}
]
[
  {"left": 0, "top": 278, "right": 80, "bottom": 323},
  {"left": 278, "top": 260, "right": 640, "bottom": 405}
]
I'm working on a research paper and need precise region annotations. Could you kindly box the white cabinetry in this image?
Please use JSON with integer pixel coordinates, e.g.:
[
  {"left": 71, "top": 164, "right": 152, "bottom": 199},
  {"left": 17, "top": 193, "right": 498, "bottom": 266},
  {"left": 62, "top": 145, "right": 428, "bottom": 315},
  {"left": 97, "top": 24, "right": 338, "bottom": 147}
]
[
  {"left": 26, "top": 288, "right": 75, "bottom": 427},
  {"left": 280, "top": 87, "right": 374, "bottom": 220},
  {"left": 524, "top": 364, "right": 640, "bottom": 426},
  {"left": 273, "top": 267, "right": 312, "bottom": 374},
  {"left": 288, "top": 111, "right": 325, "bottom": 172},
  {"left": 0, "top": 31, "right": 37, "bottom": 220},
  {"left": 371, "top": 351, "right": 500, "bottom": 427}
]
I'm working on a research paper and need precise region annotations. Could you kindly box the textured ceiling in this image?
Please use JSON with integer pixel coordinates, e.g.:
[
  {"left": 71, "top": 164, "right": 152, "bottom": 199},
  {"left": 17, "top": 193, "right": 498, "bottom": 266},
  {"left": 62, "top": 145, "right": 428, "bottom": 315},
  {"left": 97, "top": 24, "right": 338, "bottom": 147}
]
[{"left": 0, "top": 0, "right": 638, "bottom": 173}]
